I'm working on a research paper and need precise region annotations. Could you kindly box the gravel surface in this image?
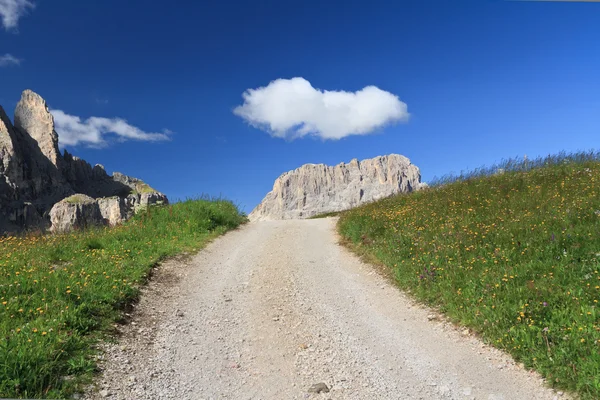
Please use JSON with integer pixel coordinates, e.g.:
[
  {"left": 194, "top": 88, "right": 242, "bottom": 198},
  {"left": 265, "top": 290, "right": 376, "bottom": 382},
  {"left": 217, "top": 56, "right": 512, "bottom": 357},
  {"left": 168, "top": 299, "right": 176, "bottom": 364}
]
[{"left": 86, "top": 218, "right": 567, "bottom": 400}]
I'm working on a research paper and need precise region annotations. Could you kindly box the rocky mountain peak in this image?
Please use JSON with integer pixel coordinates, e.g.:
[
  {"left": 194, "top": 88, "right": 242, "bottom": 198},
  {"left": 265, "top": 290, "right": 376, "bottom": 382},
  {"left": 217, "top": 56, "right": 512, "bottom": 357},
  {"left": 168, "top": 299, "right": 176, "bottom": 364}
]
[
  {"left": 14, "top": 89, "right": 61, "bottom": 167},
  {"left": 249, "top": 154, "right": 424, "bottom": 221},
  {"left": 0, "top": 89, "right": 168, "bottom": 234}
]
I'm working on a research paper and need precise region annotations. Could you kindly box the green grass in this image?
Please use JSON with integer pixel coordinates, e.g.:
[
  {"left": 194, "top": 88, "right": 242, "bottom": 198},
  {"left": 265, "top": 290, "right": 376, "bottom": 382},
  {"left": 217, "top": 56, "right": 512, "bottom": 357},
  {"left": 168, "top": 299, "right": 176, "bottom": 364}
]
[
  {"left": 0, "top": 198, "right": 246, "bottom": 399},
  {"left": 132, "top": 182, "right": 158, "bottom": 194},
  {"left": 338, "top": 152, "right": 600, "bottom": 398},
  {"left": 64, "top": 194, "right": 94, "bottom": 204},
  {"left": 308, "top": 211, "right": 341, "bottom": 219}
]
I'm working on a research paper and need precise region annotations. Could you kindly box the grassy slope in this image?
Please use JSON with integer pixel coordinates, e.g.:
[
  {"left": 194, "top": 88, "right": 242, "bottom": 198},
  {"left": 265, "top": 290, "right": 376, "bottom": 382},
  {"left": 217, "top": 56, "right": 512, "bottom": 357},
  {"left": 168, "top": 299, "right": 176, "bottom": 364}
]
[
  {"left": 338, "top": 154, "right": 600, "bottom": 398},
  {"left": 0, "top": 199, "right": 246, "bottom": 399}
]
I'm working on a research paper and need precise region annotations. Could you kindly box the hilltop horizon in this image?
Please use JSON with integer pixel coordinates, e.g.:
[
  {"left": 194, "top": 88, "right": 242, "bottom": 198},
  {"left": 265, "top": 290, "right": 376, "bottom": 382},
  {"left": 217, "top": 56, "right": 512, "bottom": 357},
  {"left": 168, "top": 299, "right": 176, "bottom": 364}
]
[{"left": 2, "top": 0, "right": 599, "bottom": 212}]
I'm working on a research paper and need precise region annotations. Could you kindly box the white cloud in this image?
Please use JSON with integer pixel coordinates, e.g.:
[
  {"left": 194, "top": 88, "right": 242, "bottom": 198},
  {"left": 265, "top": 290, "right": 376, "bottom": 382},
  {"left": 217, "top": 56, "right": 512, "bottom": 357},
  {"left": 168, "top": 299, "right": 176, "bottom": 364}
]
[
  {"left": 0, "top": 0, "right": 35, "bottom": 30},
  {"left": 233, "top": 77, "right": 409, "bottom": 140},
  {"left": 0, "top": 53, "right": 21, "bottom": 66},
  {"left": 50, "top": 109, "right": 172, "bottom": 147}
]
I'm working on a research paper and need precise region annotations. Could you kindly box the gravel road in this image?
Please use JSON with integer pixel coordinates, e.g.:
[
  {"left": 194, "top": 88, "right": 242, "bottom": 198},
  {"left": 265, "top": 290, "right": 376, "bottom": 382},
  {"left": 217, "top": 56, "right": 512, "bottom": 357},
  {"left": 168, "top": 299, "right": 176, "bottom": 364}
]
[{"left": 87, "top": 219, "right": 566, "bottom": 400}]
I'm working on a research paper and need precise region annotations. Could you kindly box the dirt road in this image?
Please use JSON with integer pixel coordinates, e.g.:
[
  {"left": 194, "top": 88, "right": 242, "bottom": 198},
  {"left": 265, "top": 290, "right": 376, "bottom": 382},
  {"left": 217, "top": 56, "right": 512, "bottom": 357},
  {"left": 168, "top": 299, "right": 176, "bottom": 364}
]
[{"left": 89, "top": 219, "right": 564, "bottom": 400}]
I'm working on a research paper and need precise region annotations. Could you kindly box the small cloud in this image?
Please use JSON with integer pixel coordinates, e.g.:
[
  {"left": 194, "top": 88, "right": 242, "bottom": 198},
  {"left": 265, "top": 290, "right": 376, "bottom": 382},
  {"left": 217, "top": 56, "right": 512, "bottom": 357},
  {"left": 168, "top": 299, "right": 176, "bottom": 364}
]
[
  {"left": 0, "top": 53, "right": 21, "bottom": 66},
  {"left": 94, "top": 97, "right": 109, "bottom": 105},
  {"left": 233, "top": 77, "right": 409, "bottom": 140},
  {"left": 50, "top": 109, "right": 171, "bottom": 147},
  {"left": 0, "top": 0, "right": 35, "bottom": 31}
]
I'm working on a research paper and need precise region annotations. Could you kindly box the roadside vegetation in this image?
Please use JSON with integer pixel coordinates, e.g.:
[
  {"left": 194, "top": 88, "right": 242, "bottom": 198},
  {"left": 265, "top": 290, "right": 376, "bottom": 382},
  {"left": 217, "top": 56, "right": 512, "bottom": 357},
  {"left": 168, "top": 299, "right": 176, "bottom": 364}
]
[
  {"left": 308, "top": 211, "right": 341, "bottom": 219},
  {"left": 338, "top": 151, "right": 600, "bottom": 398},
  {"left": 0, "top": 198, "right": 246, "bottom": 399}
]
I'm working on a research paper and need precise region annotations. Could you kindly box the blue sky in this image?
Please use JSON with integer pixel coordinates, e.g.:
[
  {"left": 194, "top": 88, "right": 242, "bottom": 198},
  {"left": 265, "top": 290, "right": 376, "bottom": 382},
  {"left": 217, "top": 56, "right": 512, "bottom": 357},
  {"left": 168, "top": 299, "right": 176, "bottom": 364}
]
[{"left": 1, "top": 0, "right": 599, "bottom": 213}]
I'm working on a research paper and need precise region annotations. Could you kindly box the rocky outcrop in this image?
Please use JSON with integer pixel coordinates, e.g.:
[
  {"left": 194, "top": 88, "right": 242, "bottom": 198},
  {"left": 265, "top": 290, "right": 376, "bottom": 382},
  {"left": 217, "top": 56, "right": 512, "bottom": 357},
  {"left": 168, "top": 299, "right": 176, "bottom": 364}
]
[
  {"left": 0, "top": 89, "right": 168, "bottom": 234},
  {"left": 128, "top": 191, "right": 168, "bottom": 212},
  {"left": 249, "top": 154, "right": 424, "bottom": 221},
  {"left": 49, "top": 194, "right": 104, "bottom": 233},
  {"left": 97, "top": 196, "right": 126, "bottom": 226},
  {"left": 0, "top": 107, "right": 21, "bottom": 184},
  {"left": 94, "top": 191, "right": 168, "bottom": 228},
  {"left": 14, "top": 90, "right": 62, "bottom": 168}
]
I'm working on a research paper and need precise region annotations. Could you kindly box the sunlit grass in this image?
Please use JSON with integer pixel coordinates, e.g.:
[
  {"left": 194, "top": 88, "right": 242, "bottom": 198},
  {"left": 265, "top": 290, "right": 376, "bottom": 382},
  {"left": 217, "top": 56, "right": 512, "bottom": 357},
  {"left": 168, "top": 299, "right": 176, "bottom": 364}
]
[
  {"left": 308, "top": 211, "right": 341, "bottom": 219},
  {"left": 339, "top": 151, "right": 600, "bottom": 399},
  {"left": 0, "top": 198, "right": 246, "bottom": 398}
]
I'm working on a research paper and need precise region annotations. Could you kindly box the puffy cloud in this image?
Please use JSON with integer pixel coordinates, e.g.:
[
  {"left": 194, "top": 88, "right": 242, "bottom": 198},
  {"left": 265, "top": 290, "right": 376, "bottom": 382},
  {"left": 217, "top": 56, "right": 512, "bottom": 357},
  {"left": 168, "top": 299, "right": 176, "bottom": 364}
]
[
  {"left": 50, "top": 109, "right": 171, "bottom": 147},
  {"left": 0, "top": 53, "right": 21, "bottom": 66},
  {"left": 233, "top": 77, "right": 409, "bottom": 140},
  {"left": 0, "top": 0, "right": 35, "bottom": 30}
]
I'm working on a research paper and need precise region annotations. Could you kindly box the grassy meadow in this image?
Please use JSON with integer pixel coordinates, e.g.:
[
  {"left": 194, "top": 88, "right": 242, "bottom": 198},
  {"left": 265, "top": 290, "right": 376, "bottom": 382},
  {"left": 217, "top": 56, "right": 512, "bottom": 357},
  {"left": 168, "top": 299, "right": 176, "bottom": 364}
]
[
  {"left": 338, "top": 152, "right": 600, "bottom": 398},
  {"left": 0, "top": 198, "right": 246, "bottom": 399}
]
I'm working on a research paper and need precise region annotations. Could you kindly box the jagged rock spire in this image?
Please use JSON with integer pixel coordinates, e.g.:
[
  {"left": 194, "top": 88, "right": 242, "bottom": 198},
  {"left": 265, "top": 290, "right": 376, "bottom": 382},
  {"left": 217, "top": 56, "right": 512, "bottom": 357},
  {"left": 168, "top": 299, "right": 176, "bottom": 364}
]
[
  {"left": 0, "top": 89, "right": 168, "bottom": 234},
  {"left": 0, "top": 106, "right": 16, "bottom": 174},
  {"left": 14, "top": 89, "right": 62, "bottom": 167},
  {"left": 0, "top": 105, "right": 22, "bottom": 184}
]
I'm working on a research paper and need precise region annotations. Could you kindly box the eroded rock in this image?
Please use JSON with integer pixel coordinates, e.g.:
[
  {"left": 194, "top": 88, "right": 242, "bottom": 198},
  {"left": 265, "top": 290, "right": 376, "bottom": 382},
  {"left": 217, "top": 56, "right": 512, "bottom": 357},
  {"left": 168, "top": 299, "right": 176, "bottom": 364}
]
[
  {"left": 308, "top": 382, "right": 330, "bottom": 393},
  {"left": 249, "top": 154, "right": 424, "bottom": 221},
  {"left": 14, "top": 90, "right": 62, "bottom": 168},
  {"left": 49, "top": 194, "right": 105, "bottom": 233},
  {"left": 97, "top": 196, "right": 126, "bottom": 226},
  {"left": 0, "top": 106, "right": 21, "bottom": 184},
  {"left": 0, "top": 89, "right": 169, "bottom": 234}
]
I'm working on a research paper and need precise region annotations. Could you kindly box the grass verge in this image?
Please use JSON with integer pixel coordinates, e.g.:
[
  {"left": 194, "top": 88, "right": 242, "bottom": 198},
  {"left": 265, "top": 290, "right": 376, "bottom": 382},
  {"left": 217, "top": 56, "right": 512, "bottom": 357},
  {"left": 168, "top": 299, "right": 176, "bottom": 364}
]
[
  {"left": 338, "top": 152, "right": 600, "bottom": 398},
  {"left": 0, "top": 198, "right": 246, "bottom": 399},
  {"left": 308, "top": 211, "right": 341, "bottom": 219}
]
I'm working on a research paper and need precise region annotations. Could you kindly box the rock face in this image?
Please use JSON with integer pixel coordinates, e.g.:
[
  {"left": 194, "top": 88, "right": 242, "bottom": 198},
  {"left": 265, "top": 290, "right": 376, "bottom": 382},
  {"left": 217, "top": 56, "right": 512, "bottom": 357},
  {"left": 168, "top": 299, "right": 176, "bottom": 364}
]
[
  {"left": 49, "top": 194, "right": 104, "bottom": 233},
  {"left": 14, "top": 90, "right": 62, "bottom": 167},
  {"left": 0, "top": 89, "right": 168, "bottom": 234},
  {"left": 249, "top": 154, "right": 424, "bottom": 221},
  {"left": 97, "top": 196, "right": 126, "bottom": 226}
]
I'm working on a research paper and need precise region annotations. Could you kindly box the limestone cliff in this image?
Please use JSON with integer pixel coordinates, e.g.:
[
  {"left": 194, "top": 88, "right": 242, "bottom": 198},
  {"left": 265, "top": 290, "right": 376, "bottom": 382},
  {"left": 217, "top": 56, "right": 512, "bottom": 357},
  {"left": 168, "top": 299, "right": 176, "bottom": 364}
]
[
  {"left": 0, "top": 90, "right": 168, "bottom": 233},
  {"left": 249, "top": 154, "right": 424, "bottom": 221},
  {"left": 14, "top": 90, "right": 62, "bottom": 168}
]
